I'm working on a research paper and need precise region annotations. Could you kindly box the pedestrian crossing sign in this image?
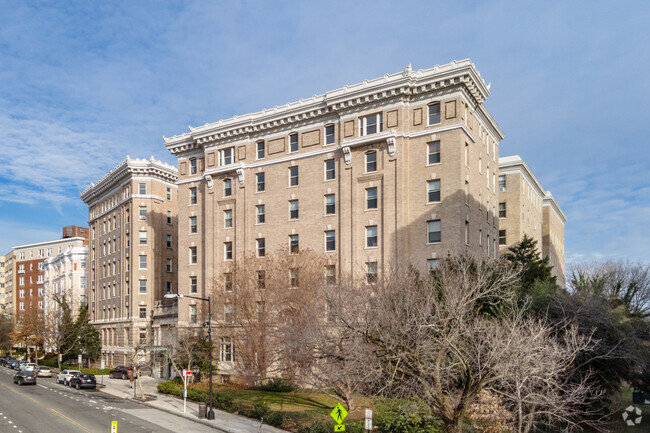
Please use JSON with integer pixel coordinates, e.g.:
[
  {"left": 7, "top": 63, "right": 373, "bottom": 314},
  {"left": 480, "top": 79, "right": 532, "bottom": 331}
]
[
  {"left": 330, "top": 403, "right": 348, "bottom": 424},
  {"left": 334, "top": 425, "right": 345, "bottom": 432}
]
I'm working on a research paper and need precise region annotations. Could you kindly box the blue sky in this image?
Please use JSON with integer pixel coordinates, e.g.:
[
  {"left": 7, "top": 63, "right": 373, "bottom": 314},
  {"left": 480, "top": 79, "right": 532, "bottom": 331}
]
[{"left": 0, "top": 1, "right": 648, "bottom": 264}]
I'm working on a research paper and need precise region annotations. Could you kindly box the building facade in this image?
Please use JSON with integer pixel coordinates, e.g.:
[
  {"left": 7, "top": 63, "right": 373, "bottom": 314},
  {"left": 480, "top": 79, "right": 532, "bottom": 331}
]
[
  {"left": 80, "top": 156, "right": 178, "bottom": 367},
  {"left": 42, "top": 246, "right": 89, "bottom": 320},
  {"left": 164, "top": 60, "right": 504, "bottom": 376},
  {"left": 12, "top": 227, "right": 88, "bottom": 322},
  {"left": 497, "top": 155, "right": 566, "bottom": 286},
  {"left": 0, "top": 252, "right": 15, "bottom": 320}
]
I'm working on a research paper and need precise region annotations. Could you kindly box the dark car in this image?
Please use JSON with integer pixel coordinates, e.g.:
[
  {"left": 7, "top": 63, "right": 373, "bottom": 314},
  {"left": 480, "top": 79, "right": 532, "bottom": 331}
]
[
  {"left": 14, "top": 370, "right": 36, "bottom": 385},
  {"left": 8, "top": 359, "right": 18, "bottom": 369},
  {"left": 109, "top": 366, "right": 135, "bottom": 380},
  {"left": 70, "top": 373, "right": 96, "bottom": 390}
]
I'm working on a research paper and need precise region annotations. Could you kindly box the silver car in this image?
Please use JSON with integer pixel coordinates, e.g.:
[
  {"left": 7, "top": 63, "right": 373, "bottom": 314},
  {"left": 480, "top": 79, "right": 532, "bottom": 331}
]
[{"left": 56, "top": 369, "right": 81, "bottom": 386}]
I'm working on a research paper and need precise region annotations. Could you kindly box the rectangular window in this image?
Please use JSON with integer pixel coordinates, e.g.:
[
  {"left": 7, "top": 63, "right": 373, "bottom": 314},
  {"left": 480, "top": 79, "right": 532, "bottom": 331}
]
[
  {"left": 139, "top": 280, "right": 147, "bottom": 294},
  {"left": 167, "top": 187, "right": 172, "bottom": 200},
  {"left": 465, "top": 181, "right": 469, "bottom": 205},
  {"left": 224, "top": 242, "right": 233, "bottom": 260},
  {"left": 365, "top": 151, "right": 377, "bottom": 172},
  {"left": 325, "top": 124, "right": 335, "bottom": 145},
  {"left": 427, "top": 259, "right": 439, "bottom": 274},
  {"left": 257, "top": 141, "right": 265, "bottom": 159},
  {"left": 190, "top": 276, "right": 197, "bottom": 293},
  {"left": 139, "top": 183, "right": 147, "bottom": 194},
  {"left": 139, "top": 255, "right": 147, "bottom": 270},
  {"left": 366, "top": 262, "right": 378, "bottom": 284},
  {"left": 189, "top": 305, "right": 197, "bottom": 324},
  {"left": 257, "top": 238, "right": 265, "bottom": 257},
  {"left": 224, "top": 209, "right": 233, "bottom": 228},
  {"left": 257, "top": 270, "right": 265, "bottom": 290},
  {"left": 166, "top": 258, "right": 172, "bottom": 272},
  {"left": 465, "top": 221, "right": 470, "bottom": 245},
  {"left": 289, "top": 200, "right": 299, "bottom": 220},
  {"left": 256, "top": 172, "right": 265, "bottom": 192},
  {"left": 325, "top": 265, "right": 336, "bottom": 285},
  {"left": 499, "top": 229, "right": 507, "bottom": 245},
  {"left": 324, "top": 159, "right": 335, "bottom": 180},
  {"left": 224, "top": 273, "right": 233, "bottom": 291},
  {"left": 189, "top": 159, "right": 197, "bottom": 174},
  {"left": 190, "top": 216, "right": 197, "bottom": 233},
  {"left": 166, "top": 234, "right": 172, "bottom": 248},
  {"left": 325, "top": 194, "right": 335, "bottom": 215},
  {"left": 139, "top": 231, "right": 147, "bottom": 245},
  {"left": 465, "top": 143, "right": 469, "bottom": 167},
  {"left": 366, "top": 187, "right": 378, "bottom": 209},
  {"left": 224, "top": 179, "right": 232, "bottom": 196},
  {"left": 289, "top": 268, "right": 299, "bottom": 288},
  {"left": 499, "top": 202, "right": 506, "bottom": 218},
  {"left": 166, "top": 210, "right": 172, "bottom": 224},
  {"left": 325, "top": 230, "right": 336, "bottom": 251},
  {"left": 220, "top": 147, "right": 234, "bottom": 165},
  {"left": 428, "top": 102, "right": 441, "bottom": 125},
  {"left": 139, "top": 206, "right": 147, "bottom": 220},
  {"left": 427, "top": 220, "right": 441, "bottom": 243},
  {"left": 220, "top": 337, "right": 234, "bottom": 362},
  {"left": 224, "top": 304, "right": 233, "bottom": 324},
  {"left": 289, "top": 133, "right": 299, "bottom": 152},
  {"left": 189, "top": 187, "right": 197, "bottom": 205},
  {"left": 189, "top": 247, "right": 197, "bottom": 264},
  {"left": 166, "top": 281, "right": 173, "bottom": 294},
  {"left": 427, "top": 180, "right": 441, "bottom": 203},
  {"left": 289, "top": 166, "right": 299, "bottom": 186},
  {"left": 366, "top": 226, "right": 378, "bottom": 247},
  {"left": 360, "top": 113, "right": 383, "bottom": 136},
  {"left": 290, "top": 234, "right": 299, "bottom": 254},
  {"left": 139, "top": 305, "right": 147, "bottom": 318},
  {"left": 499, "top": 175, "right": 506, "bottom": 191},
  {"left": 256, "top": 205, "right": 265, "bottom": 224},
  {"left": 427, "top": 141, "right": 441, "bottom": 164}
]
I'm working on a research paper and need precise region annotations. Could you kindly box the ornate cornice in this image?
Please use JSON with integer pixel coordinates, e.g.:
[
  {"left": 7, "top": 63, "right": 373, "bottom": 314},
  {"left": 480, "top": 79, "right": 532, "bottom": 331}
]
[
  {"left": 80, "top": 156, "right": 178, "bottom": 203},
  {"left": 164, "top": 59, "right": 493, "bottom": 155}
]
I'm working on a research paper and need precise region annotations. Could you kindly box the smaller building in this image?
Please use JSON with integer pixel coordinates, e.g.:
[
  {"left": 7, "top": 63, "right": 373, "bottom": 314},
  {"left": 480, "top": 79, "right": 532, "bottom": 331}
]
[
  {"left": 42, "top": 246, "right": 89, "bottom": 319},
  {"left": 498, "top": 155, "right": 566, "bottom": 286},
  {"left": 0, "top": 252, "right": 15, "bottom": 320}
]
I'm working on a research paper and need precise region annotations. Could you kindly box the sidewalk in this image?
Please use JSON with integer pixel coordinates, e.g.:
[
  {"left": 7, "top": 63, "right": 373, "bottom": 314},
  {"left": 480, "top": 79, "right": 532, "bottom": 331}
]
[{"left": 97, "top": 375, "right": 289, "bottom": 433}]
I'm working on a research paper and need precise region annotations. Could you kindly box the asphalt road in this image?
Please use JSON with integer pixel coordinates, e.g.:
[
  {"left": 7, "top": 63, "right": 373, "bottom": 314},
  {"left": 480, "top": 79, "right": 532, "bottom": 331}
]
[{"left": 0, "top": 366, "right": 215, "bottom": 433}]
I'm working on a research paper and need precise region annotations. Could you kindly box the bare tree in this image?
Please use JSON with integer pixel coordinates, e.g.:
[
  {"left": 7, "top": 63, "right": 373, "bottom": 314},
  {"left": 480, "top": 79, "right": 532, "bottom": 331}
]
[
  {"left": 10, "top": 305, "right": 45, "bottom": 362},
  {"left": 328, "top": 256, "right": 603, "bottom": 433},
  {"left": 162, "top": 327, "right": 209, "bottom": 380}
]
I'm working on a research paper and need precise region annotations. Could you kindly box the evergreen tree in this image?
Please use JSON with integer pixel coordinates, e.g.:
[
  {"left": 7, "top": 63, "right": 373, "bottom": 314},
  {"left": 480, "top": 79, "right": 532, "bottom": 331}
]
[{"left": 504, "top": 235, "right": 556, "bottom": 298}]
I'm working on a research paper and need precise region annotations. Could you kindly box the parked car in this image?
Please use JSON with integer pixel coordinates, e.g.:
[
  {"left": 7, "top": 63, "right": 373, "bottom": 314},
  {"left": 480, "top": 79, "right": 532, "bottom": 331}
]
[
  {"left": 14, "top": 370, "right": 36, "bottom": 385},
  {"left": 8, "top": 359, "right": 18, "bottom": 369},
  {"left": 70, "top": 373, "right": 96, "bottom": 390},
  {"left": 35, "top": 366, "right": 52, "bottom": 377},
  {"left": 109, "top": 366, "right": 135, "bottom": 380},
  {"left": 57, "top": 369, "right": 81, "bottom": 386},
  {"left": 20, "top": 363, "right": 37, "bottom": 371},
  {"left": 14, "top": 360, "right": 27, "bottom": 370}
]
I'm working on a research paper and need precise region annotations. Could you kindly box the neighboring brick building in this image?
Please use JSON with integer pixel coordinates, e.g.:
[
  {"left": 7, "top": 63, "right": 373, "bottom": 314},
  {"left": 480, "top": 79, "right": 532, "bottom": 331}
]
[
  {"left": 164, "top": 60, "right": 504, "bottom": 377},
  {"left": 498, "top": 155, "right": 566, "bottom": 286},
  {"left": 12, "top": 227, "right": 88, "bottom": 322},
  {"left": 0, "top": 251, "right": 15, "bottom": 320},
  {"left": 80, "top": 156, "right": 178, "bottom": 368}
]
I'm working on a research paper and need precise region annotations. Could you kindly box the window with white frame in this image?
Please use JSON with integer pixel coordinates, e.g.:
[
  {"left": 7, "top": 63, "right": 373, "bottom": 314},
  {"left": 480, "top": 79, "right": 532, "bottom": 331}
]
[
  {"left": 366, "top": 187, "right": 378, "bottom": 209},
  {"left": 166, "top": 258, "right": 172, "bottom": 272},
  {"left": 139, "top": 183, "right": 147, "bottom": 194},
  {"left": 256, "top": 172, "right": 265, "bottom": 192},
  {"left": 325, "top": 124, "right": 335, "bottom": 145},
  {"left": 289, "top": 200, "right": 299, "bottom": 220},
  {"left": 224, "top": 242, "right": 233, "bottom": 260},
  {"left": 427, "top": 259, "right": 439, "bottom": 274},
  {"left": 289, "top": 234, "right": 299, "bottom": 254},
  {"left": 220, "top": 337, "right": 234, "bottom": 362},
  {"left": 366, "top": 262, "right": 378, "bottom": 284},
  {"left": 166, "top": 281, "right": 173, "bottom": 294},
  {"left": 256, "top": 238, "right": 265, "bottom": 257},
  {"left": 289, "top": 133, "right": 299, "bottom": 152},
  {"left": 189, "top": 247, "right": 197, "bottom": 264},
  {"left": 139, "top": 255, "right": 147, "bottom": 270},
  {"left": 360, "top": 113, "right": 383, "bottom": 136},
  {"left": 499, "top": 175, "right": 506, "bottom": 191},
  {"left": 366, "top": 226, "right": 378, "bottom": 247},
  {"left": 256, "top": 205, "right": 265, "bottom": 224},
  {"left": 256, "top": 141, "right": 265, "bottom": 159},
  {"left": 190, "top": 276, "right": 197, "bottom": 293},
  {"left": 499, "top": 230, "right": 506, "bottom": 245},
  {"left": 325, "top": 230, "right": 336, "bottom": 251},
  {"left": 324, "top": 159, "right": 335, "bottom": 180},
  {"left": 139, "top": 280, "right": 147, "bottom": 294},
  {"left": 427, "top": 141, "right": 441, "bottom": 164},
  {"left": 427, "top": 220, "right": 441, "bottom": 243},
  {"left": 167, "top": 210, "right": 172, "bottom": 224},
  {"left": 224, "top": 209, "right": 233, "bottom": 228},
  {"left": 224, "top": 304, "right": 233, "bottom": 324},
  {"left": 289, "top": 166, "right": 299, "bottom": 186},
  {"left": 219, "top": 147, "right": 234, "bottom": 166},
  {"left": 189, "top": 305, "right": 197, "bottom": 324},
  {"left": 257, "top": 271, "right": 265, "bottom": 290},
  {"left": 189, "top": 159, "right": 197, "bottom": 174},
  {"left": 325, "top": 194, "right": 335, "bottom": 215},
  {"left": 427, "top": 180, "right": 441, "bottom": 203},
  {"left": 139, "top": 231, "right": 147, "bottom": 245},
  {"left": 499, "top": 202, "right": 506, "bottom": 218},
  {"left": 167, "top": 187, "right": 172, "bottom": 200},
  {"left": 189, "top": 187, "right": 197, "bottom": 205},
  {"left": 428, "top": 102, "right": 441, "bottom": 125},
  {"left": 224, "top": 178, "right": 232, "bottom": 197},
  {"left": 365, "top": 151, "right": 377, "bottom": 172},
  {"left": 190, "top": 216, "right": 197, "bottom": 233}
]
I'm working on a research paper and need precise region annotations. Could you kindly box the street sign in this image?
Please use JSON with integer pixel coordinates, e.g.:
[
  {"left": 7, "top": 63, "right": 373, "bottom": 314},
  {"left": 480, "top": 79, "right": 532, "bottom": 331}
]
[
  {"left": 365, "top": 409, "right": 373, "bottom": 430},
  {"left": 100, "top": 359, "right": 105, "bottom": 370},
  {"left": 78, "top": 354, "right": 82, "bottom": 365},
  {"left": 58, "top": 354, "right": 62, "bottom": 362},
  {"left": 183, "top": 370, "right": 193, "bottom": 376},
  {"left": 111, "top": 420, "right": 118, "bottom": 432},
  {"left": 330, "top": 403, "right": 348, "bottom": 424},
  {"left": 334, "top": 425, "right": 345, "bottom": 432}
]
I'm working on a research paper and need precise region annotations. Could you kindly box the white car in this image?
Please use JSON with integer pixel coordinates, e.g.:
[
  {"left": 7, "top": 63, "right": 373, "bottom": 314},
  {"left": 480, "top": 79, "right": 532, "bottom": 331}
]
[
  {"left": 57, "top": 369, "right": 81, "bottom": 386},
  {"left": 19, "top": 363, "right": 37, "bottom": 372}
]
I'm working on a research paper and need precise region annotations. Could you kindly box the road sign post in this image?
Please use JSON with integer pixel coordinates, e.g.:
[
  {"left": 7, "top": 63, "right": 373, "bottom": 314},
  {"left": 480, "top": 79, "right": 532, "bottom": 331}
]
[
  {"left": 182, "top": 369, "right": 193, "bottom": 413},
  {"left": 100, "top": 359, "right": 105, "bottom": 385},
  {"left": 330, "top": 403, "right": 348, "bottom": 432},
  {"left": 365, "top": 409, "right": 373, "bottom": 431},
  {"left": 111, "top": 420, "right": 118, "bottom": 432}
]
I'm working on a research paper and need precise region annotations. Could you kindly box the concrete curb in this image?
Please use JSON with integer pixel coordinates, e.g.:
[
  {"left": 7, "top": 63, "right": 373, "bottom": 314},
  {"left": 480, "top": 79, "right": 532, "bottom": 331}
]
[{"left": 127, "top": 396, "right": 231, "bottom": 433}]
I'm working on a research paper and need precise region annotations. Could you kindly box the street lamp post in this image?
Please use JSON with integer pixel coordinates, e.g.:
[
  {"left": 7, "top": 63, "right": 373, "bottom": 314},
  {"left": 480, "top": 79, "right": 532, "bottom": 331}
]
[{"left": 165, "top": 293, "right": 215, "bottom": 420}]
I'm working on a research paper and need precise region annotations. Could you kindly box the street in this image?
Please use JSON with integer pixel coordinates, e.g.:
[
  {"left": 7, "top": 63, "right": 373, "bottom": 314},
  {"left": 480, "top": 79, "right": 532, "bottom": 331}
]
[{"left": 0, "top": 366, "right": 216, "bottom": 433}]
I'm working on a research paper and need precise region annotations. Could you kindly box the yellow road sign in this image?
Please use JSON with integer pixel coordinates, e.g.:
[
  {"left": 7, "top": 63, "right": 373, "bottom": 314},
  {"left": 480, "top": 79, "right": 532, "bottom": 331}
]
[
  {"left": 111, "top": 420, "right": 118, "bottom": 432},
  {"left": 330, "top": 403, "right": 348, "bottom": 424},
  {"left": 334, "top": 425, "right": 345, "bottom": 432}
]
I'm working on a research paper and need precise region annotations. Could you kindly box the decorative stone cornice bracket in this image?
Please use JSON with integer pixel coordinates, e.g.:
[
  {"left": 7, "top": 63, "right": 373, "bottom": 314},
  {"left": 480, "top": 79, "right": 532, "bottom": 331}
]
[
  {"left": 204, "top": 174, "right": 213, "bottom": 190},
  {"left": 387, "top": 136, "right": 396, "bottom": 156},
  {"left": 236, "top": 168, "right": 245, "bottom": 184},
  {"left": 342, "top": 146, "right": 351, "bottom": 165}
]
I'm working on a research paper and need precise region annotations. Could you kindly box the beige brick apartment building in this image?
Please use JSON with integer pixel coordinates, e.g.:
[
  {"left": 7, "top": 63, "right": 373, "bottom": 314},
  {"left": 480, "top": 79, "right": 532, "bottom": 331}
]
[
  {"left": 498, "top": 155, "right": 566, "bottom": 286},
  {"left": 81, "top": 157, "right": 178, "bottom": 367},
  {"left": 0, "top": 252, "right": 15, "bottom": 320},
  {"left": 164, "top": 60, "right": 504, "bottom": 374}
]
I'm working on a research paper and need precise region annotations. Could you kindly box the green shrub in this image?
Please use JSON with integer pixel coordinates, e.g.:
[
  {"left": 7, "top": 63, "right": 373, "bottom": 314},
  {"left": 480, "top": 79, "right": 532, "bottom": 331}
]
[
  {"left": 298, "top": 421, "right": 364, "bottom": 433},
  {"left": 81, "top": 368, "right": 110, "bottom": 375},
  {"left": 258, "top": 378, "right": 297, "bottom": 392},
  {"left": 264, "top": 410, "right": 286, "bottom": 427},
  {"left": 373, "top": 413, "right": 445, "bottom": 433}
]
